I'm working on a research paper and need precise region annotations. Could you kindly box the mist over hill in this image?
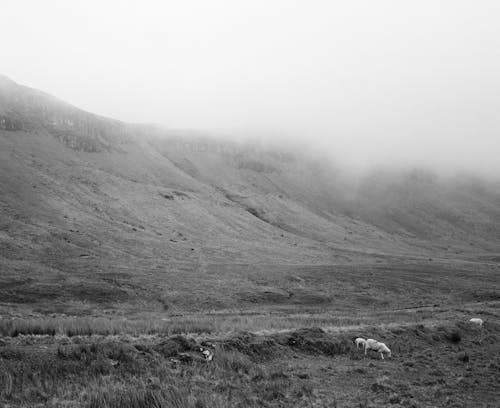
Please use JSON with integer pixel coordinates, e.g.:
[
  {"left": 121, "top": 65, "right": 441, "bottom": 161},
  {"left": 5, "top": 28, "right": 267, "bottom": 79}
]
[{"left": 1, "top": 76, "right": 500, "bottom": 313}]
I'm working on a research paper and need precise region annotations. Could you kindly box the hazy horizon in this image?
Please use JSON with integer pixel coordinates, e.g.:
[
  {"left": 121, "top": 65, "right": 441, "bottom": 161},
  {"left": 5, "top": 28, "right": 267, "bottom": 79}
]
[{"left": 2, "top": 0, "right": 500, "bottom": 175}]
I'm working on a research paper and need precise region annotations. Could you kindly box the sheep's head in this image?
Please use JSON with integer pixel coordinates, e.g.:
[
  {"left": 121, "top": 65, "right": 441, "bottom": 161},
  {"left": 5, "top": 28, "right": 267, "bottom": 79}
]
[{"left": 379, "top": 344, "right": 391, "bottom": 356}]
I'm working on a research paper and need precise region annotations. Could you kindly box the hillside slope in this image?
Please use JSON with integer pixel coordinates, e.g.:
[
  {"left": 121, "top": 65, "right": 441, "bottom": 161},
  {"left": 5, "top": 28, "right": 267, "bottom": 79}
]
[{"left": 1, "top": 75, "right": 500, "bottom": 313}]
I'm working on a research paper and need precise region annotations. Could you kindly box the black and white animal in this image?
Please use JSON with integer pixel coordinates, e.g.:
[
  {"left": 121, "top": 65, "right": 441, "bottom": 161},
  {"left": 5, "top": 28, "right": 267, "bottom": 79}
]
[
  {"left": 365, "top": 338, "right": 391, "bottom": 359},
  {"left": 199, "top": 347, "right": 214, "bottom": 361}
]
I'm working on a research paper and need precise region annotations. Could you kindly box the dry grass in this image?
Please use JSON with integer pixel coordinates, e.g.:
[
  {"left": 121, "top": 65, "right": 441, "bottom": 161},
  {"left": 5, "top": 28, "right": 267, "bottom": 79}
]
[
  {"left": 0, "top": 316, "right": 215, "bottom": 338},
  {"left": 0, "top": 333, "right": 317, "bottom": 408},
  {"left": 85, "top": 384, "right": 189, "bottom": 408},
  {"left": 0, "top": 298, "right": 491, "bottom": 339},
  {"left": 1, "top": 320, "right": 498, "bottom": 407}
]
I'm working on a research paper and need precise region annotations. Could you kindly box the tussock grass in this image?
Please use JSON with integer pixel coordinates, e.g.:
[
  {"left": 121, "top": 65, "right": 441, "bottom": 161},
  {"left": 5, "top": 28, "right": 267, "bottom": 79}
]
[
  {"left": 85, "top": 384, "right": 189, "bottom": 408},
  {"left": 0, "top": 333, "right": 307, "bottom": 407},
  {"left": 0, "top": 316, "right": 215, "bottom": 338},
  {"left": 0, "top": 319, "right": 57, "bottom": 337},
  {"left": 213, "top": 350, "right": 254, "bottom": 374},
  {"left": 1, "top": 320, "right": 499, "bottom": 407},
  {"left": 0, "top": 301, "right": 473, "bottom": 339}
]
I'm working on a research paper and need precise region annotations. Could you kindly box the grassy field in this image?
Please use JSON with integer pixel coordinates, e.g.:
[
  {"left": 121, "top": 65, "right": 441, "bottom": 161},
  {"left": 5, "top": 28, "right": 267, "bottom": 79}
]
[
  {"left": 0, "top": 316, "right": 499, "bottom": 407},
  {"left": 2, "top": 258, "right": 499, "bottom": 316},
  {"left": 1, "top": 259, "right": 499, "bottom": 407}
]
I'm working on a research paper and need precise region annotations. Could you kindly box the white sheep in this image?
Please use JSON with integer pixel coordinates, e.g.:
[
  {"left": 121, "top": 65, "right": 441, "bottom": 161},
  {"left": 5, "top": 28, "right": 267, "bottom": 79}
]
[
  {"left": 469, "top": 318, "right": 484, "bottom": 327},
  {"left": 354, "top": 337, "right": 366, "bottom": 349},
  {"left": 365, "top": 339, "right": 391, "bottom": 359},
  {"left": 364, "top": 338, "right": 378, "bottom": 354}
]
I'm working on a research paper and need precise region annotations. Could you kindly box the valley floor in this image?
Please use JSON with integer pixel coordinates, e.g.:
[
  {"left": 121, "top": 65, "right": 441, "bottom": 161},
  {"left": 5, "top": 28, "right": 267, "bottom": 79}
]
[
  {"left": 1, "top": 260, "right": 499, "bottom": 407},
  {"left": 0, "top": 299, "right": 499, "bottom": 407}
]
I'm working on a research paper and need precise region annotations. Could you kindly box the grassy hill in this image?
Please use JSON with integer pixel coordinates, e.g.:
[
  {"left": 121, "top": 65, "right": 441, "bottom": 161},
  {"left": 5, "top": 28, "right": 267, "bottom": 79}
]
[{"left": 1, "top": 75, "right": 500, "bottom": 315}]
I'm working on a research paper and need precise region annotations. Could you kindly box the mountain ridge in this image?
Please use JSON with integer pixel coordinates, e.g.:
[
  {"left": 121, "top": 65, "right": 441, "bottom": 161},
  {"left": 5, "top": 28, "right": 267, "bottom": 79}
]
[{"left": 1, "top": 75, "right": 499, "bottom": 313}]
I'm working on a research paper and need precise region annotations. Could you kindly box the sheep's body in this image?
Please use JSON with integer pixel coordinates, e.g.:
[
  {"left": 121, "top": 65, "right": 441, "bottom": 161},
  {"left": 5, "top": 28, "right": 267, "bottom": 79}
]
[
  {"left": 355, "top": 337, "right": 366, "bottom": 349},
  {"left": 365, "top": 339, "right": 391, "bottom": 359},
  {"left": 364, "top": 339, "right": 378, "bottom": 354},
  {"left": 470, "top": 318, "right": 484, "bottom": 327}
]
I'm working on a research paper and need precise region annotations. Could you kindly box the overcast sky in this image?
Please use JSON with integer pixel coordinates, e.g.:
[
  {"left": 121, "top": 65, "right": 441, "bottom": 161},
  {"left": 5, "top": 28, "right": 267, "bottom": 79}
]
[{"left": 2, "top": 1, "right": 500, "bottom": 173}]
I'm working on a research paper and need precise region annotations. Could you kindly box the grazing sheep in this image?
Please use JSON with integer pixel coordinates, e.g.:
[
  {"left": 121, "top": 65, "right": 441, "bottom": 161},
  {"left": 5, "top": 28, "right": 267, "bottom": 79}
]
[
  {"left": 469, "top": 318, "right": 484, "bottom": 327},
  {"left": 364, "top": 338, "right": 378, "bottom": 355},
  {"left": 365, "top": 339, "right": 391, "bottom": 359},
  {"left": 355, "top": 337, "right": 366, "bottom": 349}
]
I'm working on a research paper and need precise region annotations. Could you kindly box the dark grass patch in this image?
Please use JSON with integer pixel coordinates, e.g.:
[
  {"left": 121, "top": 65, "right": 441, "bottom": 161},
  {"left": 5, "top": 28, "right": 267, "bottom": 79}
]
[
  {"left": 0, "top": 282, "right": 128, "bottom": 304},
  {"left": 86, "top": 386, "right": 189, "bottom": 408},
  {"left": 214, "top": 350, "right": 254, "bottom": 374},
  {"left": 153, "top": 335, "right": 198, "bottom": 358},
  {"left": 274, "top": 327, "right": 352, "bottom": 356},
  {"left": 435, "top": 325, "right": 462, "bottom": 343},
  {"left": 56, "top": 342, "right": 138, "bottom": 364},
  {"left": 459, "top": 290, "right": 500, "bottom": 302},
  {"left": 444, "top": 330, "right": 462, "bottom": 344},
  {"left": 220, "top": 331, "right": 282, "bottom": 361}
]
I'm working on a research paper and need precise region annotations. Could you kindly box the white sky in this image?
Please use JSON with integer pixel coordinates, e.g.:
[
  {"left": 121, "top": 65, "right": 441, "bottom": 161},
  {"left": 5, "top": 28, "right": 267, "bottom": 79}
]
[{"left": 1, "top": 0, "right": 500, "bottom": 173}]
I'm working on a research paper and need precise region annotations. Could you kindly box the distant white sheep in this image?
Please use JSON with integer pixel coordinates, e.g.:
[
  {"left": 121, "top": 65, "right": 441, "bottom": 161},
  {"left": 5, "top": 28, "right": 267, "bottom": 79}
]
[
  {"left": 365, "top": 338, "right": 391, "bottom": 359},
  {"left": 469, "top": 318, "right": 484, "bottom": 327},
  {"left": 354, "top": 337, "right": 366, "bottom": 349}
]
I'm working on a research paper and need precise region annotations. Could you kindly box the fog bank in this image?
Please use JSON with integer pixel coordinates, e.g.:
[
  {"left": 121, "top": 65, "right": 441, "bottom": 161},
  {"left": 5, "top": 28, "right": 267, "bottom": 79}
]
[{"left": 2, "top": 0, "right": 499, "bottom": 175}]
